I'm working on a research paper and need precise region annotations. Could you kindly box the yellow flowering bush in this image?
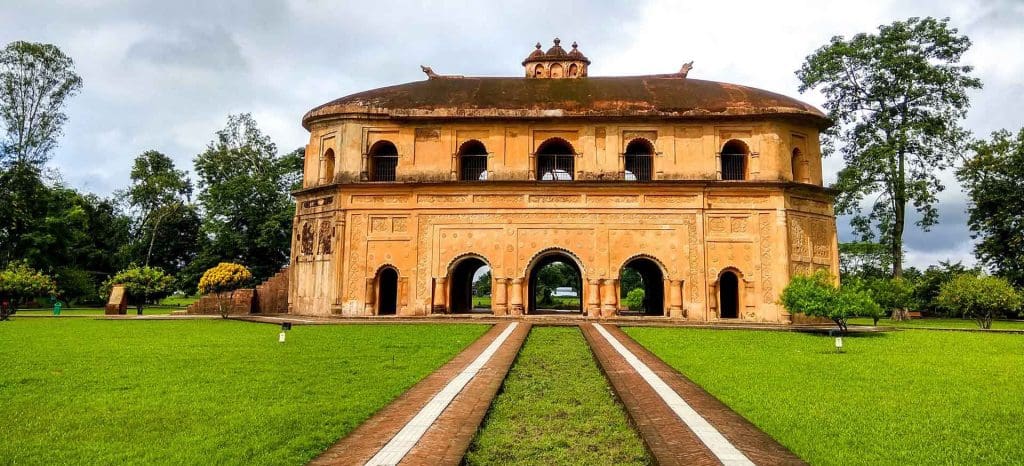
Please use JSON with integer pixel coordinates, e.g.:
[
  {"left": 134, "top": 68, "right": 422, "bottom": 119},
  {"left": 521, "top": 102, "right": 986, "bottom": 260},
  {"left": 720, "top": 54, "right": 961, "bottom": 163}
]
[{"left": 198, "top": 263, "right": 253, "bottom": 318}]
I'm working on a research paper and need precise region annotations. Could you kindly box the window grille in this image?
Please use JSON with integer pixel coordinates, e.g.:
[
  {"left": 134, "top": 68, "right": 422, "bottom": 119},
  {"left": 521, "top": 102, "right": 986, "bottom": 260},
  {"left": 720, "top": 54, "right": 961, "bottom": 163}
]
[{"left": 537, "top": 154, "right": 575, "bottom": 181}]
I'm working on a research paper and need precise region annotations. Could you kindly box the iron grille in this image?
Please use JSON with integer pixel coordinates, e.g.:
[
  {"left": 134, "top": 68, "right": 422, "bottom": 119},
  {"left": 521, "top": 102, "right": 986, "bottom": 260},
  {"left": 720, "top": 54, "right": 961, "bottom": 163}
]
[
  {"left": 371, "top": 155, "right": 398, "bottom": 182},
  {"left": 537, "top": 154, "right": 575, "bottom": 181},
  {"left": 460, "top": 155, "right": 488, "bottom": 181},
  {"left": 721, "top": 153, "right": 746, "bottom": 180},
  {"left": 624, "top": 153, "right": 653, "bottom": 181}
]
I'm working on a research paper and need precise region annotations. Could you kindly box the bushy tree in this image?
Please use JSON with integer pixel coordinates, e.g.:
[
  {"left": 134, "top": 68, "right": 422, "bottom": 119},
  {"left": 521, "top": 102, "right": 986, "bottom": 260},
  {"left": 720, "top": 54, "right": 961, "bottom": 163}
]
[
  {"left": 473, "top": 270, "right": 491, "bottom": 297},
  {"left": 198, "top": 262, "right": 253, "bottom": 318},
  {"left": 958, "top": 128, "right": 1024, "bottom": 287},
  {"left": 54, "top": 267, "right": 97, "bottom": 305},
  {"left": 0, "top": 262, "right": 57, "bottom": 320},
  {"left": 625, "top": 288, "right": 646, "bottom": 312},
  {"left": 936, "top": 274, "right": 1023, "bottom": 329},
  {"left": 193, "top": 114, "right": 301, "bottom": 281},
  {"left": 914, "top": 261, "right": 980, "bottom": 315},
  {"left": 839, "top": 241, "right": 893, "bottom": 280},
  {"left": 620, "top": 267, "right": 642, "bottom": 297},
  {"left": 101, "top": 265, "right": 175, "bottom": 315},
  {"left": 780, "top": 270, "right": 881, "bottom": 332},
  {"left": 121, "top": 150, "right": 194, "bottom": 268},
  {"left": 797, "top": 17, "right": 982, "bottom": 280},
  {"left": 865, "top": 277, "right": 916, "bottom": 321}
]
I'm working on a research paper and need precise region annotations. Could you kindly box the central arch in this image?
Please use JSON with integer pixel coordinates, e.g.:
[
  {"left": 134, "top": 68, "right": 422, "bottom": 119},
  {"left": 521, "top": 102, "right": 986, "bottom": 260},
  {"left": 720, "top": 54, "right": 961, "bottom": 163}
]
[
  {"left": 618, "top": 256, "right": 666, "bottom": 316},
  {"left": 447, "top": 255, "right": 492, "bottom": 313},
  {"left": 526, "top": 249, "right": 583, "bottom": 314},
  {"left": 536, "top": 138, "right": 575, "bottom": 181}
]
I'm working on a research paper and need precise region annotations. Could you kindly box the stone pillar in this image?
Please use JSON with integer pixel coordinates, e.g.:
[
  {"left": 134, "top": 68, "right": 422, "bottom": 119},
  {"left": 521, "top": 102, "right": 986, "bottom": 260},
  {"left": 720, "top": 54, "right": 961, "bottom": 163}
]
[
  {"left": 669, "top": 279, "right": 685, "bottom": 319},
  {"left": 432, "top": 277, "right": 447, "bottom": 314},
  {"left": 586, "top": 279, "right": 601, "bottom": 318},
  {"left": 492, "top": 278, "right": 509, "bottom": 316},
  {"left": 600, "top": 279, "right": 618, "bottom": 318},
  {"left": 364, "top": 277, "right": 376, "bottom": 315},
  {"left": 509, "top": 278, "right": 524, "bottom": 316},
  {"left": 399, "top": 277, "right": 409, "bottom": 315}
]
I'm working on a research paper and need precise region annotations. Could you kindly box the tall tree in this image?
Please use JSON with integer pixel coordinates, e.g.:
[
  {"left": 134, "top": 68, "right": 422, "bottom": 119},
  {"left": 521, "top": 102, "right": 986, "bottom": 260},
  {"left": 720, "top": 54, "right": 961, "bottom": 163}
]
[
  {"left": 193, "top": 114, "right": 299, "bottom": 281},
  {"left": 796, "top": 17, "right": 981, "bottom": 283},
  {"left": 958, "top": 128, "right": 1024, "bottom": 287},
  {"left": 122, "top": 150, "right": 193, "bottom": 267},
  {"left": 0, "top": 41, "right": 82, "bottom": 167}
]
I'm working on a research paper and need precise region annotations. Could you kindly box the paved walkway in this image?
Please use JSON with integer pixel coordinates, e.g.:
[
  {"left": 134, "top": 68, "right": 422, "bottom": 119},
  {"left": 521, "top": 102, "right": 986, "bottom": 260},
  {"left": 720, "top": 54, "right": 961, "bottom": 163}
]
[
  {"left": 580, "top": 323, "right": 805, "bottom": 466},
  {"left": 309, "top": 321, "right": 530, "bottom": 466}
]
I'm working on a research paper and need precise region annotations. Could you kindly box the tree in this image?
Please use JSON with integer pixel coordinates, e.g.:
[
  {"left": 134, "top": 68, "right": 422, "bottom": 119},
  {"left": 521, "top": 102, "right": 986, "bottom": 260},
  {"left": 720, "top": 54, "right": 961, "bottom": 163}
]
[
  {"left": 625, "top": 288, "right": 646, "bottom": 312},
  {"left": 193, "top": 114, "right": 300, "bottom": 282},
  {"left": 958, "top": 128, "right": 1024, "bottom": 287},
  {"left": 839, "top": 241, "right": 893, "bottom": 280},
  {"left": 865, "top": 277, "right": 915, "bottom": 323},
  {"left": 198, "top": 262, "right": 253, "bottom": 318},
  {"left": 936, "top": 274, "right": 1023, "bottom": 329},
  {"left": 780, "top": 270, "right": 881, "bottom": 333},
  {"left": 101, "top": 265, "right": 175, "bottom": 315},
  {"left": 122, "top": 150, "right": 193, "bottom": 268},
  {"left": 473, "top": 270, "right": 491, "bottom": 297},
  {"left": 620, "top": 267, "right": 642, "bottom": 297},
  {"left": 0, "top": 41, "right": 82, "bottom": 167},
  {"left": 0, "top": 261, "right": 56, "bottom": 320},
  {"left": 913, "top": 260, "right": 979, "bottom": 315},
  {"left": 796, "top": 17, "right": 982, "bottom": 284}
]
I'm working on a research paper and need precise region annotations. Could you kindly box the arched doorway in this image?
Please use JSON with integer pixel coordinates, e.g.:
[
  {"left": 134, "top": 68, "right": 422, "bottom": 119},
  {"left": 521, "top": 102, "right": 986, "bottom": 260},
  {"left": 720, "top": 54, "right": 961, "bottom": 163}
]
[
  {"left": 321, "top": 148, "right": 335, "bottom": 184},
  {"left": 619, "top": 257, "right": 665, "bottom": 316},
  {"left": 527, "top": 251, "right": 583, "bottom": 314},
  {"left": 718, "top": 271, "right": 739, "bottom": 319},
  {"left": 458, "top": 140, "right": 488, "bottom": 181},
  {"left": 377, "top": 267, "right": 398, "bottom": 315},
  {"left": 536, "top": 138, "right": 575, "bottom": 181},
  {"left": 448, "top": 256, "right": 491, "bottom": 313},
  {"left": 624, "top": 139, "right": 654, "bottom": 181}
]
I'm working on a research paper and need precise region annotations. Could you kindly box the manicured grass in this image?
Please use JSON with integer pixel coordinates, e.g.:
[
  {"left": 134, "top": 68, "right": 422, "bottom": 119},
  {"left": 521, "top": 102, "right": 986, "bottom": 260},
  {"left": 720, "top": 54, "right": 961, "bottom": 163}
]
[
  {"left": 472, "top": 296, "right": 492, "bottom": 308},
  {"left": 13, "top": 307, "right": 175, "bottom": 316},
  {"left": 849, "top": 316, "right": 1024, "bottom": 330},
  {"left": 466, "top": 327, "right": 650, "bottom": 465},
  {"left": 0, "top": 319, "right": 488, "bottom": 464},
  {"left": 625, "top": 327, "right": 1024, "bottom": 465},
  {"left": 160, "top": 294, "right": 200, "bottom": 307}
]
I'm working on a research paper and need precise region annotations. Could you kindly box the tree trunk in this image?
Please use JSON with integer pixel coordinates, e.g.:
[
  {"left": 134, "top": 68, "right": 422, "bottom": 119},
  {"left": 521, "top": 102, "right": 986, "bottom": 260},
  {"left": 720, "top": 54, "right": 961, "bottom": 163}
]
[
  {"left": 890, "top": 150, "right": 908, "bottom": 321},
  {"left": 145, "top": 214, "right": 163, "bottom": 267}
]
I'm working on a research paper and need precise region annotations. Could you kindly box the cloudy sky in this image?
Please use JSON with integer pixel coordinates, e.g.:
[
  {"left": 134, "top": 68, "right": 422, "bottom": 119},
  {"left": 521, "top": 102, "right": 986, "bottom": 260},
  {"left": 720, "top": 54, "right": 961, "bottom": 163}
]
[{"left": 3, "top": 0, "right": 1022, "bottom": 269}]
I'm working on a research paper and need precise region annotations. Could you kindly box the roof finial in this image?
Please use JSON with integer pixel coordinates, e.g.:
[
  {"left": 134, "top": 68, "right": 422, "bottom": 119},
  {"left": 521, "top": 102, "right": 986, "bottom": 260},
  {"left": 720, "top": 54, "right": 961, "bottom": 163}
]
[
  {"left": 553, "top": 37, "right": 561, "bottom": 46},
  {"left": 535, "top": 42, "right": 542, "bottom": 50},
  {"left": 678, "top": 61, "right": 694, "bottom": 78},
  {"left": 572, "top": 41, "right": 578, "bottom": 49}
]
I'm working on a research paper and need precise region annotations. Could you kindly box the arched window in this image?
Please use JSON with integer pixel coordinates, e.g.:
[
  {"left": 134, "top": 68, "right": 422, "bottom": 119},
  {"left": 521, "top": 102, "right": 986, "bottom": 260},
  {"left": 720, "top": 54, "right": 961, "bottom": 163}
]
[
  {"left": 624, "top": 139, "right": 654, "bottom": 181},
  {"left": 368, "top": 141, "right": 398, "bottom": 182},
  {"left": 534, "top": 64, "right": 545, "bottom": 78},
  {"left": 568, "top": 63, "right": 579, "bottom": 78},
  {"left": 458, "top": 140, "right": 488, "bottom": 181},
  {"left": 550, "top": 63, "right": 564, "bottom": 78},
  {"left": 321, "top": 148, "right": 335, "bottom": 184},
  {"left": 536, "top": 138, "right": 575, "bottom": 181},
  {"left": 792, "top": 148, "right": 809, "bottom": 183},
  {"left": 720, "top": 140, "right": 748, "bottom": 181}
]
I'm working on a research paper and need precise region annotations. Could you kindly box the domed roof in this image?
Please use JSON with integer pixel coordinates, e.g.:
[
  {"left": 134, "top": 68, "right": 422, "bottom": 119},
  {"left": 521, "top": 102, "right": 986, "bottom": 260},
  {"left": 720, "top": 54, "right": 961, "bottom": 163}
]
[
  {"left": 545, "top": 38, "right": 568, "bottom": 57},
  {"left": 302, "top": 75, "right": 829, "bottom": 129}
]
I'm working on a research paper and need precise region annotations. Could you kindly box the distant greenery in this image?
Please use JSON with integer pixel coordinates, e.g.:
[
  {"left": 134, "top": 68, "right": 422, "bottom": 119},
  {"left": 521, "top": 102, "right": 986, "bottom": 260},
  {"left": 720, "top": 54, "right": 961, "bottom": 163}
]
[
  {"left": 467, "top": 327, "right": 650, "bottom": 465},
  {"left": 101, "top": 265, "right": 176, "bottom": 315},
  {"left": 627, "top": 327, "right": 1024, "bottom": 465},
  {"left": 0, "top": 319, "right": 487, "bottom": 464},
  {"left": 936, "top": 274, "right": 1022, "bottom": 329},
  {"left": 848, "top": 317, "right": 1024, "bottom": 330},
  {"left": 0, "top": 262, "right": 57, "bottom": 319}
]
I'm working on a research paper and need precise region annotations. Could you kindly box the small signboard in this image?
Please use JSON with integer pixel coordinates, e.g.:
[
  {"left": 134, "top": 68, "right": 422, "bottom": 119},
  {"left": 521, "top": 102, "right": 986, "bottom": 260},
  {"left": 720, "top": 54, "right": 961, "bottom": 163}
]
[{"left": 105, "top": 285, "right": 128, "bottom": 315}]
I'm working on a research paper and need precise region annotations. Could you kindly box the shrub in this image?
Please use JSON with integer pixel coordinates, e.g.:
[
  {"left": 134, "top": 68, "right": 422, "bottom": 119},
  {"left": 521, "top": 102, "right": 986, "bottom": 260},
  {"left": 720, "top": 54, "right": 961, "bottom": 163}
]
[
  {"left": 625, "top": 288, "right": 645, "bottom": 311},
  {"left": 866, "top": 277, "right": 916, "bottom": 322},
  {"left": 780, "top": 270, "right": 882, "bottom": 332},
  {"left": 198, "top": 263, "right": 253, "bottom": 318},
  {"left": 0, "top": 262, "right": 57, "bottom": 320},
  {"left": 55, "top": 267, "right": 98, "bottom": 305},
  {"left": 936, "top": 274, "right": 1023, "bottom": 329},
  {"left": 101, "top": 265, "right": 175, "bottom": 315}
]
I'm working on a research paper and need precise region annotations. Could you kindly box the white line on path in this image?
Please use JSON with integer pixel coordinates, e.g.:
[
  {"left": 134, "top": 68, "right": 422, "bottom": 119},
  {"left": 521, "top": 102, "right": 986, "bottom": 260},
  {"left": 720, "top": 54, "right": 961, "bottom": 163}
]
[
  {"left": 593, "top": 324, "right": 754, "bottom": 466},
  {"left": 365, "top": 322, "right": 519, "bottom": 466}
]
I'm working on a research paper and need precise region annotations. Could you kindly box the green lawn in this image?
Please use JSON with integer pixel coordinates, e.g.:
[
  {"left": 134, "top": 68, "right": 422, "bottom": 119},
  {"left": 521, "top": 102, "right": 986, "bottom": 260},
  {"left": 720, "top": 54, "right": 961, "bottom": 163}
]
[
  {"left": 625, "top": 327, "right": 1024, "bottom": 465},
  {"left": 849, "top": 316, "right": 1024, "bottom": 330},
  {"left": 472, "top": 296, "right": 492, "bottom": 308},
  {"left": 0, "top": 319, "right": 488, "bottom": 464},
  {"left": 13, "top": 307, "right": 176, "bottom": 316},
  {"left": 466, "top": 326, "right": 650, "bottom": 465}
]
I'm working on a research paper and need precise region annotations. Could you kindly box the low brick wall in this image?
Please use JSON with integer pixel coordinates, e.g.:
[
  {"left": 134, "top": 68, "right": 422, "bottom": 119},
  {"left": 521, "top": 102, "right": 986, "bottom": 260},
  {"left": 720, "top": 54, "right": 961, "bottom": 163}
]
[{"left": 187, "top": 268, "right": 289, "bottom": 315}]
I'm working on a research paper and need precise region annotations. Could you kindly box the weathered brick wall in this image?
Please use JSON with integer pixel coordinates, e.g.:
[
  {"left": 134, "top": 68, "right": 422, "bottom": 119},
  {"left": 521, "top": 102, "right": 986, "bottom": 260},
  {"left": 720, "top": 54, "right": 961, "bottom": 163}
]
[
  {"left": 255, "top": 269, "right": 289, "bottom": 314},
  {"left": 186, "top": 268, "right": 289, "bottom": 315}
]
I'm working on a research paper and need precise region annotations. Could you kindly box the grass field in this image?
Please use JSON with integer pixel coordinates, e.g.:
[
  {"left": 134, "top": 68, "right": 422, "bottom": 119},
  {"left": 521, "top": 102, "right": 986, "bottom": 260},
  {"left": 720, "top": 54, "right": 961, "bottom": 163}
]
[
  {"left": 625, "top": 327, "right": 1024, "bottom": 465},
  {"left": 0, "top": 319, "right": 488, "bottom": 464},
  {"left": 848, "top": 316, "right": 1024, "bottom": 330},
  {"left": 466, "top": 326, "right": 650, "bottom": 465}
]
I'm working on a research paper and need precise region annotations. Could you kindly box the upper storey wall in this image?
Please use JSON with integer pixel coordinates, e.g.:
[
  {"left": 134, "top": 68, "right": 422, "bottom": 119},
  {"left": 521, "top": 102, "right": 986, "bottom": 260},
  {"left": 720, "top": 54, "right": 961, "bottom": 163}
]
[{"left": 302, "top": 119, "right": 824, "bottom": 188}]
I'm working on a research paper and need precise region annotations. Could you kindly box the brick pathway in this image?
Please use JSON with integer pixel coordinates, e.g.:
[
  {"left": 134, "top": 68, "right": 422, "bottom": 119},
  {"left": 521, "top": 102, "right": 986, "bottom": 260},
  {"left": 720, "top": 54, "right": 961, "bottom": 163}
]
[
  {"left": 581, "top": 323, "right": 805, "bottom": 466},
  {"left": 309, "top": 322, "right": 530, "bottom": 466}
]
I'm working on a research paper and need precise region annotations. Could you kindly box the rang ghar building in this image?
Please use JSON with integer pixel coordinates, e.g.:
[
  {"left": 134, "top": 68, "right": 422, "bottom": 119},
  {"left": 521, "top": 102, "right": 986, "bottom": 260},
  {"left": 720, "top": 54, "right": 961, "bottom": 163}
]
[{"left": 289, "top": 39, "right": 839, "bottom": 322}]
